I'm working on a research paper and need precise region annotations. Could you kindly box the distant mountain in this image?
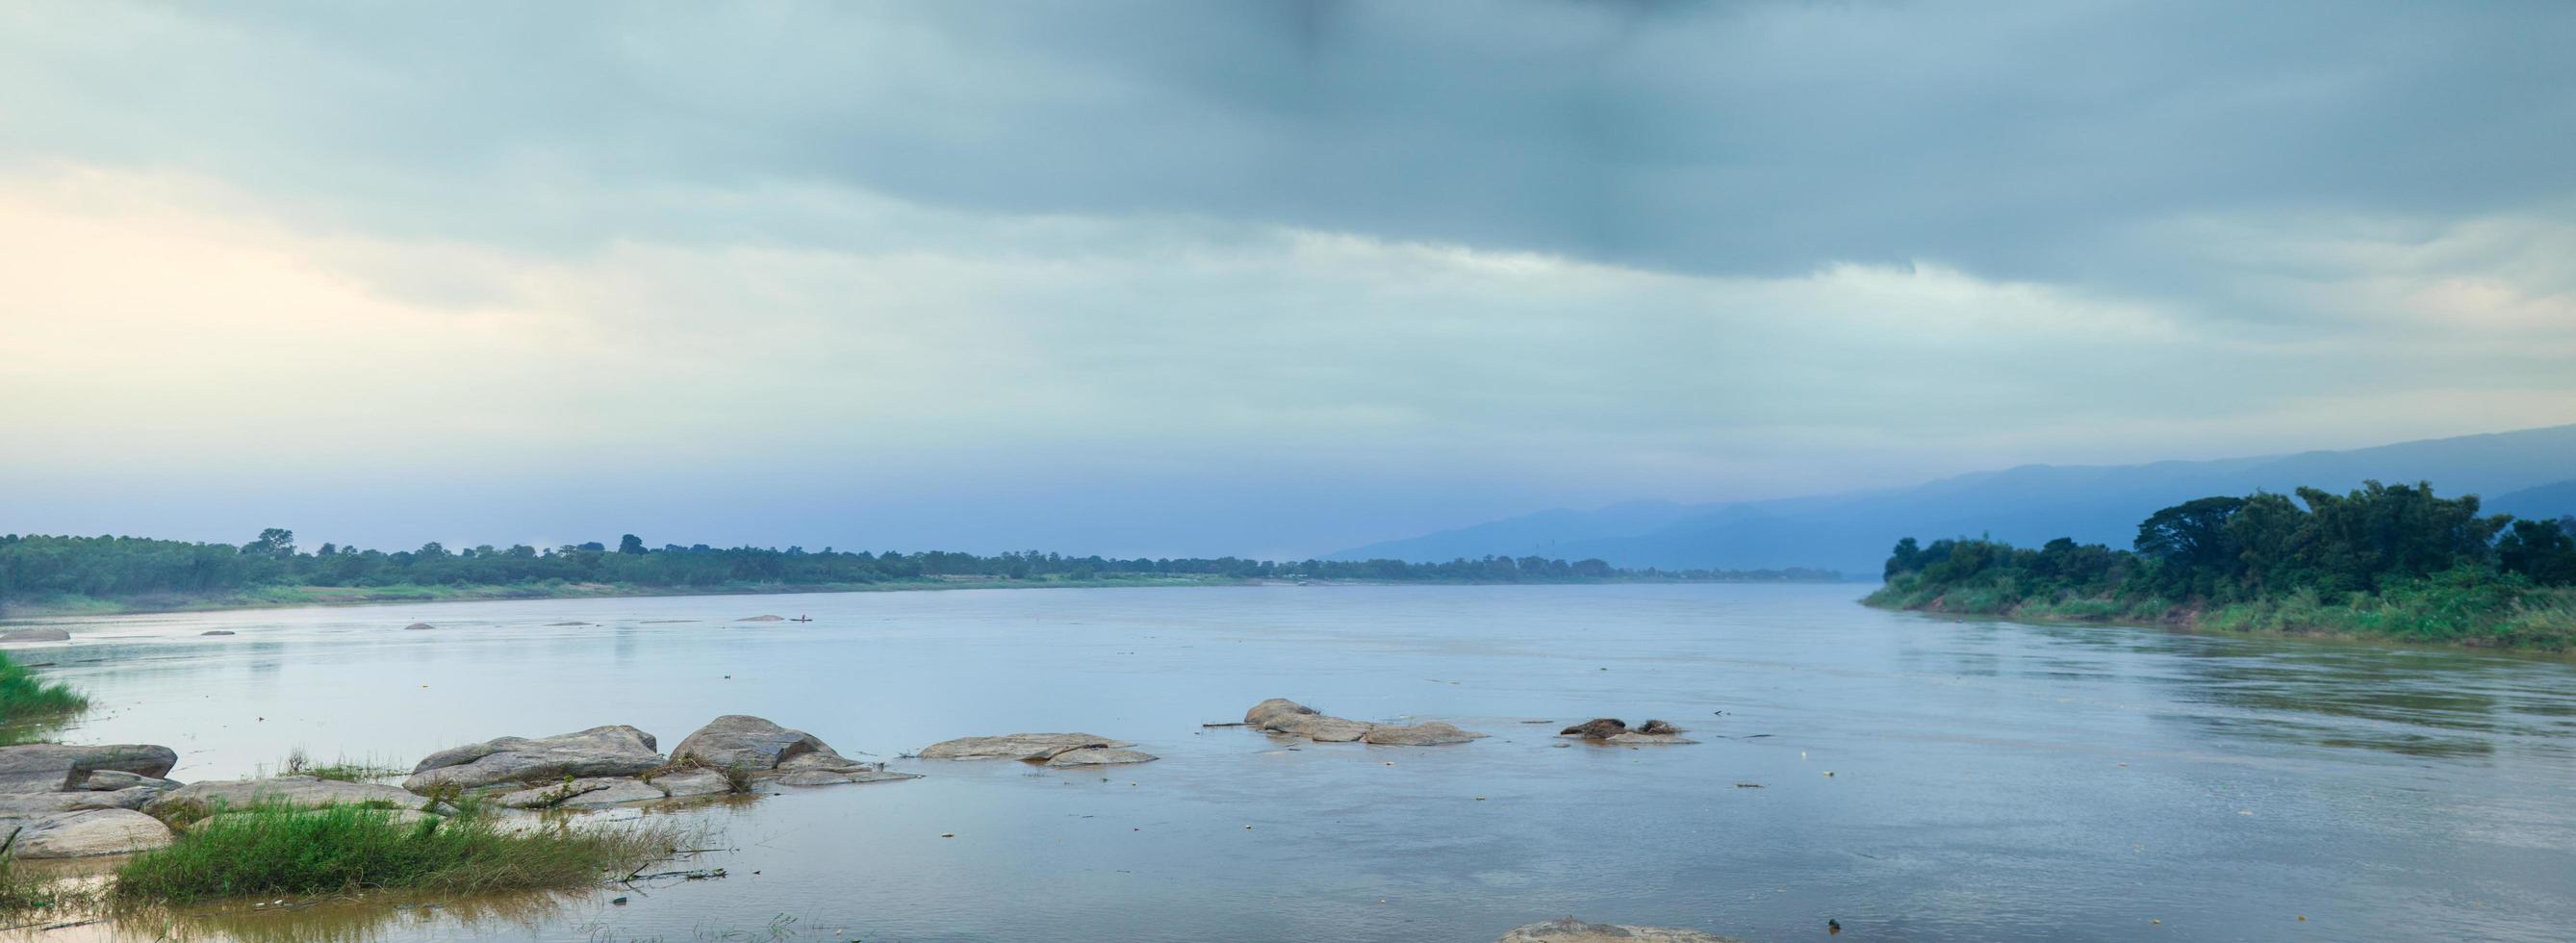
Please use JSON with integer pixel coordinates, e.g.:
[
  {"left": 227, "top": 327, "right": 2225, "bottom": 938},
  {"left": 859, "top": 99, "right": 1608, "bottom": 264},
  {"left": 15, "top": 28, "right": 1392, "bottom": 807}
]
[{"left": 1330, "top": 422, "right": 2576, "bottom": 575}]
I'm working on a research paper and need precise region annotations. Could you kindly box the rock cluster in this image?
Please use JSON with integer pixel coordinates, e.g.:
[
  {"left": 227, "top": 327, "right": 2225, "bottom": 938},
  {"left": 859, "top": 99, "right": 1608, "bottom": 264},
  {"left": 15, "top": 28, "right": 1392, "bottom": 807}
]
[
  {"left": 1243, "top": 699, "right": 1489, "bottom": 745},
  {"left": 407, "top": 715, "right": 917, "bottom": 804},
  {"left": 918, "top": 732, "right": 1158, "bottom": 767},
  {"left": 0, "top": 742, "right": 183, "bottom": 857},
  {"left": 1497, "top": 917, "right": 1744, "bottom": 942},
  {"left": 1558, "top": 718, "right": 1697, "bottom": 745}
]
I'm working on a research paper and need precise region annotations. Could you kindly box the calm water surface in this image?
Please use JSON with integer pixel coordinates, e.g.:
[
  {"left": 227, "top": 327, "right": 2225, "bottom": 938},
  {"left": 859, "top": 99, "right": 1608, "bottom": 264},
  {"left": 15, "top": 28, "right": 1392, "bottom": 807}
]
[{"left": 10, "top": 584, "right": 2575, "bottom": 942}]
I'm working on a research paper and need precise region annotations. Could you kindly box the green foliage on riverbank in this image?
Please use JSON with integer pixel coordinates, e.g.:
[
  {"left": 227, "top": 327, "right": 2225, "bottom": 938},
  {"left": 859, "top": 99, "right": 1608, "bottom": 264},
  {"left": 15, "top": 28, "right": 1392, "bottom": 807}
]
[
  {"left": 1869, "top": 481, "right": 2576, "bottom": 650},
  {"left": 0, "top": 530, "right": 1839, "bottom": 616},
  {"left": 113, "top": 803, "right": 682, "bottom": 903},
  {"left": 0, "top": 650, "right": 87, "bottom": 727}
]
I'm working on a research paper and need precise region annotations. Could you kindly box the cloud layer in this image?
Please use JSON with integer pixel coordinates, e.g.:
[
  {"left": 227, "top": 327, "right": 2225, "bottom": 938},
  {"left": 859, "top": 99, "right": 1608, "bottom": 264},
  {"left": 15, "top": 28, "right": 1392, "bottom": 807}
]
[{"left": 3, "top": 1, "right": 2571, "bottom": 556}]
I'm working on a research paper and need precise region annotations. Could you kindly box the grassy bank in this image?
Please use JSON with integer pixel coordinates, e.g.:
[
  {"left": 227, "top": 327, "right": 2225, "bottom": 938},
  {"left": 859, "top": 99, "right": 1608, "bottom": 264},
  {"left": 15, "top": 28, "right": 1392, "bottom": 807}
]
[
  {"left": 114, "top": 803, "right": 684, "bottom": 904},
  {"left": 0, "top": 650, "right": 88, "bottom": 730},
  {"left": 1866, "top": 576, "right": 2576, "bottom": 651}
]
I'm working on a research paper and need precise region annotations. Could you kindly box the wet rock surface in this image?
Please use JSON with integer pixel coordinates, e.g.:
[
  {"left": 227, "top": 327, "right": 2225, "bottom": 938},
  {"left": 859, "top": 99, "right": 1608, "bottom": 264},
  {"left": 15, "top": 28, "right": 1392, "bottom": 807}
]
[
  {"left": 404, "top": 725, "right": 664, "bottom": 792},
  {"left": 0, "top": 628, "right": 70, "bottom": 643},
  {"left": 1042, "top": 747, "right": 1159, "bottom": 767},
  {"left": 919, "top": 733, "right": 1142, "bottom": 762},
  {"left": 495, "top": 776, "right": 669, "bottom": 809},
  {"left": 1244, "top": 699, "right": 1486, "bottom": 746},
  {"left": 1497, "top": 917, "right": 1744, "bottom": 943}
]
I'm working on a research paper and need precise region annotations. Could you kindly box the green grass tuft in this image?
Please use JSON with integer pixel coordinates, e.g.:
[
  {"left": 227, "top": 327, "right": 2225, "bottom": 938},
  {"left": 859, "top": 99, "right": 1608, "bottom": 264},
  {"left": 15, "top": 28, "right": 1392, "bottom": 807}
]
[
  {"left": 113, "top": 803, "right": 685, "bottom": 904},
  {"left": 0, "top": 650, "right": 88, "bottom": 740}
]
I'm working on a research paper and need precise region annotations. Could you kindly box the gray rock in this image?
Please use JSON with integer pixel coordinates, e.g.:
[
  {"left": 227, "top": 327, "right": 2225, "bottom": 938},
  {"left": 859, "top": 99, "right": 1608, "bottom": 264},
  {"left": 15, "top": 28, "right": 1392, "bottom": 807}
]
[
  {"left": 737, "top": 615, "right": 786, "bottom": 622},
  {"left": 1599, "top": 732, "right": 1699, "bottom": 746},
  {"left": 1561, "top": 719, "right": 1629, "bottom": 739},
  {"left": 9, "top": 809, "right": 176, "bottom": 858},
  {"left": 145, "top": 776, "right": 424, "bottom": 816},
  {"left": 648, "top": 768, "right": 736, "bottom": 799},
  {"left": 401, "top": 623, "right": 436, "bottom": 630},
  {"left": 1361, "top": 721, "right": 1489, "bottom": 746},
  {"left": 0, "top": 628, "right": 69, "bottom": 643},
  {"left": 79, "top": 770, "right": 158, "bottom": 791},
  {"left": 1244, "top": 699, "right": 1484, "bottom": 745},
  {"left": 0, "top": 784, "right": 172, "bottom": 816},
  {"left": 495, "top": 777, "right": 665, "bottom": 809},
  {"left": 771, "top": 769, "right": 920, "bottom": 787},
  {"left": 671, "top": 715, "right": 833, "bottom": 770},
  {"left": 1497, "top": 918, "right": 1744, "bottom": 943},
  {"left": 200, "top": 630, "right": 237, "bottom": 636},
  {"left": 404, "top": 725, "right": 663, "bottom": 792},
  {"left": 0, "top": 743, "right": 180, "bottom": 792},
  {"left": 1044, "top": 748, "right": 1159, "bottom": 767},
  {"left": 918, "top": 733, "right": 1135, "bottom": 761}
]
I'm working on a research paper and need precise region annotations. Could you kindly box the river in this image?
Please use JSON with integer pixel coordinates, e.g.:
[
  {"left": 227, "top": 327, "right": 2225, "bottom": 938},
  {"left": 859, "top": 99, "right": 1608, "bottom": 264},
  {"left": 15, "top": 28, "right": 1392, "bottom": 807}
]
[{"left": 12, "top": 583, "right": 2575, "bottom": 941}]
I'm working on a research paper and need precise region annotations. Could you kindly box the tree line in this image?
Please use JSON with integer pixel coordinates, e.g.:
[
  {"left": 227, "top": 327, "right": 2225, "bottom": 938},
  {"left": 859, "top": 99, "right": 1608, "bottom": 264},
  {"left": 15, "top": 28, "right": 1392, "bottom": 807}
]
[
  {"left": 0, "top": 529, "right": 1838, "bottom": 608},
  {"left": 1875, "top": 480, "right": 2576, "bottom": 648}
]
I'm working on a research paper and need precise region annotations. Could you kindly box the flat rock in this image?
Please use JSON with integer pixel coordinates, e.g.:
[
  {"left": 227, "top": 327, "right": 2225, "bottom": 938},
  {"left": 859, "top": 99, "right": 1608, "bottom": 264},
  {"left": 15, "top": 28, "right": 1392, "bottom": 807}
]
[
  {"left": 1497, "top": 918, "right": 1744, "bottom": 943},
  {"left": 737, "top": 615, "right": 786, "bottom": 622},
  {"left": 145, "top": 776, "right": 423, "bottom": 816},
  {"left": 0, "top": 743, "right": 180, "bottom": 792},
  {"left": 919, "top": 733, "right": 1135, "bottom": 761},
  {"left": 1362, "top": 721, "right": 1489, "bottom": 746},
  {"left": 404, "top": 725, "right": 663, "bottom": 792},
  {"left": 0, "top": 628, "right": 70, "bottom": 643},
  {"left": 1244, "top": 699, "right": 1483, "bottom": 745},
  {"left": 495, "top": 777, "right": 666, "bottom": 809},
  {"left": 772, "top": 769, "right": 921, "bottom": 787},
  {"left": 648, "top": 768, "right": 736, "bottom": 799},
  {"left": 1599, "top": 732, "right": 1699, "bottom": 745},
  {"left": 1043, "top": 748, "right": 1159, "bottom": 767},
  {"left": 11, "top": 808, "right": 176, "bottom": 858},
  {"left": 672, "top": 715, "right": 834, "bottom": 770},
  {"left": 200, "top": 630, "right": 237, "bottom": 636},
  {"left": 402, "top": 623, "right": 436, "bottom": 630},
  {"left": 79, "top": 770, "right": 160, "bottom": 791},
  {"left": 0, "top": 785, "right": 173, "bottom": 816}
]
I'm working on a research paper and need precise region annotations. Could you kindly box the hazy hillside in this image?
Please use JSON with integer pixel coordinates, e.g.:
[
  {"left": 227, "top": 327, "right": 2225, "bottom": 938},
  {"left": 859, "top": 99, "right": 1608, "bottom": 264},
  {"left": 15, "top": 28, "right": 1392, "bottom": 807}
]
[{"left": 1332, "top": 423, "right": 2576, "bottom": 574}]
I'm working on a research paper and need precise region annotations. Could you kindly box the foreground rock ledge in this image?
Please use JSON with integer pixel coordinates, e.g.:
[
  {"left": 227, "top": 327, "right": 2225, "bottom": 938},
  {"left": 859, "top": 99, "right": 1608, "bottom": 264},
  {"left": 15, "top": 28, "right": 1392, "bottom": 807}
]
[
  {"left": 1498, "top": 917, "right": 1745, "bottom": 943},
  {"left": 919, "top": 733, "right": 1158, "bottom": 766},
  {"left": 1243, "top": 699, "right": 1489, "bottom": 746}
]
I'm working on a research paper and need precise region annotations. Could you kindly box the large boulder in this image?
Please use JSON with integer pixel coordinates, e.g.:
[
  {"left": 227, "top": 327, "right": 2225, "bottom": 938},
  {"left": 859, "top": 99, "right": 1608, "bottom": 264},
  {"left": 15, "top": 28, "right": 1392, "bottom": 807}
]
[
  {"left": 403, "top": 726, "right": 663, "bottom": 792},
  {"left": 9, "top": 808, "right": 176, "bottom": 858},
  {"left": 671, "top": 715, "right": 832, "bottom": 770},
  {"left": 0, "top": 743, "right": 179, "bottom": 793},
  {"left": 0, "top": 628, "right": 70, "bottom": 643},
  {"left": 919, "top": 733, "right": 1138, "bottom": 762},
  {"left": 145, "top": 777, "right": 424, "bottom": 817},
  {"left": 1244, "top": 700, "right": 1484, "bottom": 746},
  {"left": 1497, "top": 918, "right": 1743, "bottom": 943}
]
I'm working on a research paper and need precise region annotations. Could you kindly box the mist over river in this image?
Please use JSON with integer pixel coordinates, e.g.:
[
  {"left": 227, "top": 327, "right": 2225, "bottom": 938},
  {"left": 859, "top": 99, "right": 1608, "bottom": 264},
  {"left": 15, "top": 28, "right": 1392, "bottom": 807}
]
[{"left": 13, "top": 583, "right": 2575, "bottom": 942}]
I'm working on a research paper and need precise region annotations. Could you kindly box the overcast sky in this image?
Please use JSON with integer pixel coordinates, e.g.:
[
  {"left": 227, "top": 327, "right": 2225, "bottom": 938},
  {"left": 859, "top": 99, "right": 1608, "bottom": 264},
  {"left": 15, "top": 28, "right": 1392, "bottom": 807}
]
[{"left": 4, "top": 1, "right": 2573, "bottom": 558}]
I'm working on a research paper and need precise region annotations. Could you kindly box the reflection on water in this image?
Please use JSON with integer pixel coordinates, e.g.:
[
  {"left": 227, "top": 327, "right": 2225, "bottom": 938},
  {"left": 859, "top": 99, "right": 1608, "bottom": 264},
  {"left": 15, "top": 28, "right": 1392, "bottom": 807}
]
[{"left": 4, "top": 584, "right": 2574, "bottom": 942}]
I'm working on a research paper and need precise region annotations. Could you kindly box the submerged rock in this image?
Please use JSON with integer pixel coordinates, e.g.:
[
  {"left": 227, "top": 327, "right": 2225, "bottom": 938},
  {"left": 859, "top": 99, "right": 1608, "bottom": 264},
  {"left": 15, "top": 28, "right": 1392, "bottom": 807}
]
[
  {"left": 0, "top": 628, "right": 70, "bottom": 643},
  {"left": 919, "top": 733, "right": 1139, "bottom": 762},
  {"left": 773, "top": 768, "right": 922, "bottom": 787},
  {"left": 11, "top": 808, "right": 177, "bottom": 858},
  {"left": 0, "top": 743, "right": 180, "bottom": 793},
  {"left": 737, "top": 615, "right": 786, "bottom": 623},
  {"left": 200, "top": 630, "right": 237, "bottom": 636},
  {"left": 146, "top": 776, "right": 423, "bottom": 816},
  {"left": 1601, "top": 731, "right": 1699, "bottom": 745},
  {"left": 1361, "top": 721, "right": 1488, "bottom": 746},
  {"left": 1043, "top": 748, "right": 1160, "bottom": 767},
  {"left": 401, "top": 623, "right": 436, "bottom": 631},
  {"left": 1497, "top": 917, "right": 1744, "bottom": 943},
  {"left": 403, "top": 725, "right": 663, "bottom": 792},
  {"left": 1244, "top": 699, "right": 1486, "bottom": 746},
  {"left": 1560, "top": 719, "right": 1629, "bottom": 739},
  {"left": 1561, "top": 718, "right": 1696, "bottom": 745}
]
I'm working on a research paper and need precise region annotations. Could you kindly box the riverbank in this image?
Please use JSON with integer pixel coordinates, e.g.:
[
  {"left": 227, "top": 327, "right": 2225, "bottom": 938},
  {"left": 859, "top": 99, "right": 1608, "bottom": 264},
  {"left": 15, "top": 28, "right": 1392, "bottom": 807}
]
[{"left": 1863, "top": 580, "right": 2576, "bottom": 652}]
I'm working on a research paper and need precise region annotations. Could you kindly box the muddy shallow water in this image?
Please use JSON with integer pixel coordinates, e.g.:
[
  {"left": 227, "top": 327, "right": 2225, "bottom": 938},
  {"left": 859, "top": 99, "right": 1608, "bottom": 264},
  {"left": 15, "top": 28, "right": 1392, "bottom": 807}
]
[{"left": 9, "top": 583, "right": 2575, "bottom": 941}]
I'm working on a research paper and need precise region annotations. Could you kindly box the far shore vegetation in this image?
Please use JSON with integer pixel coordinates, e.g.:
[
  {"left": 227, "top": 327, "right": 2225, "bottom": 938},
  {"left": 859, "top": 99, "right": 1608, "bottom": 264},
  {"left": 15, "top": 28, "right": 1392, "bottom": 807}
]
[
  {"left": 1870, "top": 480, "right": 2576, "bottom": 650},
  {"left": 0, "top": 531, "right": 1839, "bottom": 618}
]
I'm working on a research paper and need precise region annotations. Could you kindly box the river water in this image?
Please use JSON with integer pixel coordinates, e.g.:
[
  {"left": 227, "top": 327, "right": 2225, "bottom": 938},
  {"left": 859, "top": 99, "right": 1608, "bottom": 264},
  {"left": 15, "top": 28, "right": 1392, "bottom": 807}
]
[{"left": 9, "top": 583, "right": 2574, "bottom": 942}]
